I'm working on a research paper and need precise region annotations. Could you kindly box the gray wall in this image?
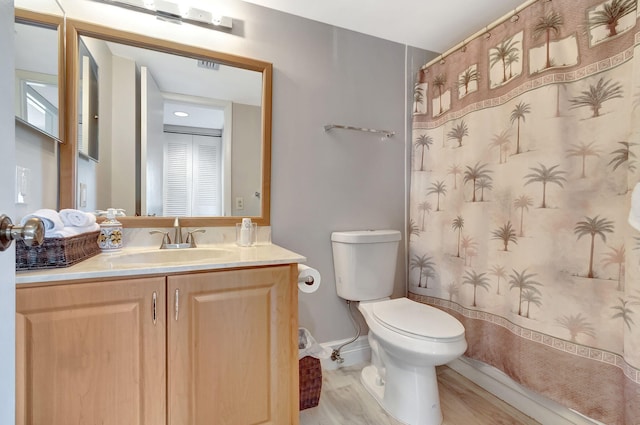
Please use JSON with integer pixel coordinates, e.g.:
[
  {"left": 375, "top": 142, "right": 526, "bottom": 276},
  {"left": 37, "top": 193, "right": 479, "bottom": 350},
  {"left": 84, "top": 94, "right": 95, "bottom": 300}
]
[
  {"left": 53, "top": 0, "right": 437, "bottom": 344},
  {"left": 249, "top": 10, "right": 436, "bottom": 342}
]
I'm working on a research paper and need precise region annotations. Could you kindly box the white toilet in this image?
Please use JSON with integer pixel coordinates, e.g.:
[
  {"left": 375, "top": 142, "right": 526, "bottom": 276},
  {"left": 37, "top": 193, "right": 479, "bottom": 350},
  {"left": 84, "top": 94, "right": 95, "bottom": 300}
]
[{"left": 331, "top": 230, "right": 467, "bottom": 425}]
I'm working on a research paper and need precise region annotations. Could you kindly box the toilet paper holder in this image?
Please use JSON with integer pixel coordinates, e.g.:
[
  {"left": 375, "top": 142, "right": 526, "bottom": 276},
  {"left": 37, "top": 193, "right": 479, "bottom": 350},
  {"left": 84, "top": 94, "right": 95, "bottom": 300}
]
[{"left": 297, "top": 264, "right": 321, "bottom": 293}]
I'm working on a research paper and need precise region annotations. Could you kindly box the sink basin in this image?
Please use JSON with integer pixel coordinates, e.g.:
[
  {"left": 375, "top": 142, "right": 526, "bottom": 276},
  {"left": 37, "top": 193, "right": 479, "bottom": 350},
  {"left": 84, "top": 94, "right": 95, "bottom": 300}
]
[{"left": 105, "top": 248, "right": 234, "bottom": 265}]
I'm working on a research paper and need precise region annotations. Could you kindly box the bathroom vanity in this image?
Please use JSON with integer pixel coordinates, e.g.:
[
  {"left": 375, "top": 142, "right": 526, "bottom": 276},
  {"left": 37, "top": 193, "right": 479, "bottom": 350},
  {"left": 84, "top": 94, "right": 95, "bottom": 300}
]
[{"left": 15, "top": 244, "right": 305, "bottom": 425}]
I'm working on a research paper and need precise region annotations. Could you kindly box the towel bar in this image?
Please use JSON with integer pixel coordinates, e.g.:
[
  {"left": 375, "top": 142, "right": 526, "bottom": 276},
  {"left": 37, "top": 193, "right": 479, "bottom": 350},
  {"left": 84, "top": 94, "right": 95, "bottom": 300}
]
[{"left": 324, "top": 124, "right": 395, "bottom": 139}]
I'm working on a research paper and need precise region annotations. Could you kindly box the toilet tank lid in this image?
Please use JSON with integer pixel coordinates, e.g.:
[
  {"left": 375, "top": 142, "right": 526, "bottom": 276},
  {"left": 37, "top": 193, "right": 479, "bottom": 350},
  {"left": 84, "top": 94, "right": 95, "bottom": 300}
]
[{"left": 331, "top": 230, "right": 401, "bottom": 243}]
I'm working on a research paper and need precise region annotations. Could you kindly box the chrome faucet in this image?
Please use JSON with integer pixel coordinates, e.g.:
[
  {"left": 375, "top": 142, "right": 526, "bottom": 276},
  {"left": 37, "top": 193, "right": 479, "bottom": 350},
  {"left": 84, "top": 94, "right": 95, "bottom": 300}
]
[
  {"left": 173, "top": 217, "right": 183, "bottom": 244},
  {"left": 149, "top": 217, "right": 206, "bottom": 249}
]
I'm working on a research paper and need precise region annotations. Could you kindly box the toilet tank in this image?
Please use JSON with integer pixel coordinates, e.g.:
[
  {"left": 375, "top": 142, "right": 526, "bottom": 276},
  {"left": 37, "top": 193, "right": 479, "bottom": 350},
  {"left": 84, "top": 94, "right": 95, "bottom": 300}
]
[{"left": 331, "top": 230, "right": 401, "bottom": 301}]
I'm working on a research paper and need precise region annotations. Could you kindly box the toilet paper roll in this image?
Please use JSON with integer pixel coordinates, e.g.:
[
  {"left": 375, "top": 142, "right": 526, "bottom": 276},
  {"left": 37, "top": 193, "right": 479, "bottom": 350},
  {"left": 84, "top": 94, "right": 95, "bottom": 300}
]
[{"left": 298, "top": 264, "right": 321, "bottom": 293}]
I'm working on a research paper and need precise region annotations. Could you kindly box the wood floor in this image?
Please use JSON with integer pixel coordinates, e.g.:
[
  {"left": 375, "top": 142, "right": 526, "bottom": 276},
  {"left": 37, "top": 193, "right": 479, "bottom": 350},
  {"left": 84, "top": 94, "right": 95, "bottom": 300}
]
[{"left": 299, "top": 364, "right": 541, "bottom": 425}]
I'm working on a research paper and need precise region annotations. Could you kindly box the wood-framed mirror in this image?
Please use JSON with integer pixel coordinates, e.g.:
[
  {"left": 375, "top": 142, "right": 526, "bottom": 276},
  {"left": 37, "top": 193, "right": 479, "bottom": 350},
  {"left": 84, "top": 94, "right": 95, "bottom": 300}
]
[
  {"left": 63, "top": 19, "right": 272, "bottom": 228},
  {"left": 14, "top": 8, "right": 65, "bottom": 216}
]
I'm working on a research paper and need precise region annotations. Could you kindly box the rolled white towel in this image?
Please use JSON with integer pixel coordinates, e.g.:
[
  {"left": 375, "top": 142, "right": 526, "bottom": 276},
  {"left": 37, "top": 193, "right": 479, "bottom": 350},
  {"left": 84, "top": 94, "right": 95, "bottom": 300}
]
[
  {"left": 20, "top": 209, "right": 64, "bottom": 235},
  {"left": 46, "top": 223, "right": 100, "bottom": 238},
  {"left": 59, "top": 209, "right": 97, "bottom": 227}
]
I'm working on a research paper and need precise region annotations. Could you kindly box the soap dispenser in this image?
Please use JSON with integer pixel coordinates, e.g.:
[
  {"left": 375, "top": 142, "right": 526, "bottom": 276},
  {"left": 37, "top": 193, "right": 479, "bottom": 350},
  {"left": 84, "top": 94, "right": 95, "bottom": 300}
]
[{"left": 97, "top": 208, "right": 124, "bottom": 252}]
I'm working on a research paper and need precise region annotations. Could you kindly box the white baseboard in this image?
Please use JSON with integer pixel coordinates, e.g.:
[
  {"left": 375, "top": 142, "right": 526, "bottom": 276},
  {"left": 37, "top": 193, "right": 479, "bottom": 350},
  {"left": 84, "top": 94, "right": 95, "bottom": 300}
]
[
  {"left": 319, "top": 335, "right": 371, "bottom": 371},
  {"left": 319, "top": 336, "right": 603, "bottom": 425}
]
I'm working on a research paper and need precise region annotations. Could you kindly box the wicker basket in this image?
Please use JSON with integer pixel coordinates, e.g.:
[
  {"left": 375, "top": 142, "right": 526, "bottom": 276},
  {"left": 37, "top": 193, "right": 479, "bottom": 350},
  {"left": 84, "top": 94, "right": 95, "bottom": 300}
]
[
  {"left": 299, "top": 356, "right": 322, "bottom": 410},
  {"left": 15, "top": 231, "right": 101, "bottom": 270}
]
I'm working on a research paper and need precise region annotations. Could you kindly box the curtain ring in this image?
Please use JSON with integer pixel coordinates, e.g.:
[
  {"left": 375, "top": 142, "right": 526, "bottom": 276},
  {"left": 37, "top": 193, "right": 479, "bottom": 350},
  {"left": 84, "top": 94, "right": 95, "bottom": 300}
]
[{"left": 510, "top": 13, "right": 520, "bottom": 23}]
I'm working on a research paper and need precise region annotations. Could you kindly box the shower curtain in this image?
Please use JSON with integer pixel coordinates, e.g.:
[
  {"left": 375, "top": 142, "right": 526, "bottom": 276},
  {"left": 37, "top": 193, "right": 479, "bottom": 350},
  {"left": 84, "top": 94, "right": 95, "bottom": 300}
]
[{"left": 410, "top": 0, "right": 640, "bottom": 423}]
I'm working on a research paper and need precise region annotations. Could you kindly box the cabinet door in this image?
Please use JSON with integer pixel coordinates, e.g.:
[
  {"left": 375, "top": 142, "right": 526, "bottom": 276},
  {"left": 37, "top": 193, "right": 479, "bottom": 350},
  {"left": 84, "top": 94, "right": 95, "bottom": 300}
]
[
  {"left": 16, "top": 277, "right": 166, "bottom": 425},
  {"left": 168, "top": 265, "right": 298, "bottom": 425}
]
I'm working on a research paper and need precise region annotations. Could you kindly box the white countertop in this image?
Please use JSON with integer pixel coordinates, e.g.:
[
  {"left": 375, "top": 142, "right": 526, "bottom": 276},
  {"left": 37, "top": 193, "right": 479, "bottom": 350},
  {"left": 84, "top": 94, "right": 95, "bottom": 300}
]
[{"left": 16, "top": 243, "right": 307, "bottom": 284}]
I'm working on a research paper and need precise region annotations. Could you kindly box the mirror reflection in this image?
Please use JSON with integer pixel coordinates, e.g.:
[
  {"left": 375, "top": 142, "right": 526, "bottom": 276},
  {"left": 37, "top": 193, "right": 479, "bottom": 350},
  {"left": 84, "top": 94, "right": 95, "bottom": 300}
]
[
  {"left": 15, "top": 19, "right": 59, "bottom": 139},
  {"left": 76, "top": 33, "right": 264, "bottom": 218},
  {"left": 14, "top": 13, "right": 62, "bottom": 219}
]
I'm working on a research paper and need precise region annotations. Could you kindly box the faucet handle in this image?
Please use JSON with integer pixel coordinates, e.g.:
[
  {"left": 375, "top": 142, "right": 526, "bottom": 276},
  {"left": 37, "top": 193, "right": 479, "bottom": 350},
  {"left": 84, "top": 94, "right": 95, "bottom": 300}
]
[
  {"left": 186, "top": 229, "right": 206, "bottom": 248},
  {"left": 149, "top": 230, "right": 171, "bottom": 248}
]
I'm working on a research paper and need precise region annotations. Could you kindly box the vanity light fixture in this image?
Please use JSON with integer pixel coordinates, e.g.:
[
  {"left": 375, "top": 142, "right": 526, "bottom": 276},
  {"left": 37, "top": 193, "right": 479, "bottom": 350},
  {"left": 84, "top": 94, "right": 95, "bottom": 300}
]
[
  {"left": 173, "top": 111, "right": 189, "bottom": 117},
  {"left": 95, "top": 0, "right": 233, "bottom": 30}
]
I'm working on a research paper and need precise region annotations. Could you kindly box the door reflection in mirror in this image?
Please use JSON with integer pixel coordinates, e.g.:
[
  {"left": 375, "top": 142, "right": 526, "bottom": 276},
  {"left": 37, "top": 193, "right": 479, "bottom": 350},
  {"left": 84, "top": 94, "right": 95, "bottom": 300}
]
[{"left": 78, "top": 39, "right": 99, "bottom": 161}]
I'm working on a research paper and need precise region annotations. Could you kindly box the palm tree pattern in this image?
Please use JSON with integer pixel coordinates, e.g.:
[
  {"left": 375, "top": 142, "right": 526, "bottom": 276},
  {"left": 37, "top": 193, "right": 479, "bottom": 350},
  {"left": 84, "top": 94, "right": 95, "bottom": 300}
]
[
  {"left": 427, "top": 180, "right": 447, "bottom": 211},
  {"left": 513, "top": 194, "right": 533, "bottom": 236},
  {"left": 574, "top": 216, "right": 615, "bottom": 278},
  {"left": 556, "top": 313, "right": 596, "bottom": 343},
  {"left": 417, "top": 201, "right": 432, "bottom": 231},
  {"left": 458, "top": 66, "right": 479, "bottom": 96},
  {"left": 492, "top": 221, "right": 518, "bottom": 251},
  {"left": 462, "top": 269, "right": 491, "bottom": 307},
  {"left": 410, "top": 254, "right": 435, "bottom": 288},
  {"left": 463, "top": 162, "right": 492, "bottom": 202},
  {"left": 451, "top": 216, "right": 464, "bottom": 257},
  {"left": 476, "top": 178, "right": 493, "bottom": 201},
  {"left": 510, "top": 101, "right": 531, "bottom": 154},
  {"left": 447, "top": 163, "right": 462, "bottom": 189},
  {"left": 460, "top": 235, "right": 477, "bottom": 265},
  {"left": 414, "top": 134, "right": 433, "bottom": 171},
  {"left": 533, "top": 11, "right": 563, "bottom": 69},
  {"left": 601, "top": 244, "right": 625, "bottom": 291},
  {"left": 490, "top": 129, "right": 511, "bottom": 164},
  {"left": 408, "top": 219, "right": 420, "bottom": 239},
  {"left": 509, "top": 269, "right": 542, "bottom": 316},
  {"left": 569, "top": 77, "right": 623, "bottom": 118},
  {"left": 587, "top": 0, "right": 636, "bottom": 38},
  {"left": 490, "top": 36, "right": 520, "bottom": 83},
  {"left": 522, "top": 290, "right": 542, "bottom": 318},
  {"left": 523, "top": 163, "right": 567, "bottom": 208},
  {"left": 611, "top": 297, "right": 634, "bottom": 330},
  {"left": 408, "top": 1, "right": 640, "bottom": 416},
  {"left": 609, "top": 141, "right": 637, "bottom": 172},
  {"left": 566, "top": 142, "right": 601, "bottom": 178},
  {"left": 446, "top": 281, "right": 461, "bottom": 301},
  {"left": 433, "top": 73, "right": 447, "bottom": 115},
  {"left": 490, "top": 264, "right": 507, "bottom": 295},
  {"left": 447, "top": 120, "right": 469, "bottom": 147},
  {"left": 413, "top": 83, "right": 424, "bottom": 113}
]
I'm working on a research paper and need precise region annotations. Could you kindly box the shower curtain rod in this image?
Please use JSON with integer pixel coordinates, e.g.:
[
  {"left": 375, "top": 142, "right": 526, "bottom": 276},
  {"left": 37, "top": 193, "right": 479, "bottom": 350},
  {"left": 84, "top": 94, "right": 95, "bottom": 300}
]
[{"left": 422, "top": 0, "right": 542, "bottom": 69}]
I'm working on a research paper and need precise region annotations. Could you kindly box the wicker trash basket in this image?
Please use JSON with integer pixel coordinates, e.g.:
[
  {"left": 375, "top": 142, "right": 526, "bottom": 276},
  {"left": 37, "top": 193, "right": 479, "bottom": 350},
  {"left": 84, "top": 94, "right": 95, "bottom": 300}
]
[{"left": 299, "top": 355, "right": 322, "bottom": 410}]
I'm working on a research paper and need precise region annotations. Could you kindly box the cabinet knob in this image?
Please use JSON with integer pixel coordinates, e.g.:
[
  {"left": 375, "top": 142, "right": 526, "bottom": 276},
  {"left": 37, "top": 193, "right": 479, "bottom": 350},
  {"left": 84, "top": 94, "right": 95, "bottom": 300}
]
[{"left": 0, "top": 214, "right": 45, "bottom": 251}]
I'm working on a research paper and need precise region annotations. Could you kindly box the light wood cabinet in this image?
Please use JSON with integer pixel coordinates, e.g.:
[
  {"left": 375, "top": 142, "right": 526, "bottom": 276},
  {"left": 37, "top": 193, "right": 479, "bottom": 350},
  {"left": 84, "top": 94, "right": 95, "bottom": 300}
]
[
  {"left": 16, "top": 277, "right": 167, "bottom": 425},
  {"left": 168, "top": 266, "right": 298, "bottom": 425},
  {"left": 16, "top": 264, "right": 299, "bottom": 425}
]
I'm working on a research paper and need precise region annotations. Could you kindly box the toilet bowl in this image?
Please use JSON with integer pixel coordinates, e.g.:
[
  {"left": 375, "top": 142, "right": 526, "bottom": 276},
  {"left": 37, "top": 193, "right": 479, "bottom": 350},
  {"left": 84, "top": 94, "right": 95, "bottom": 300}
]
[{"left": 358, "top": 297, "right": 466, "bottom": 425}]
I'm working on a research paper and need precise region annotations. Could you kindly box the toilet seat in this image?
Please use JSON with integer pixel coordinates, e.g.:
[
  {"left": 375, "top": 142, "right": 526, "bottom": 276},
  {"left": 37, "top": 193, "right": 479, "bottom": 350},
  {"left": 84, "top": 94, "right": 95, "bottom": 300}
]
[{"left": 371, "top": 298, "right": 464, "bottom": 342}]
